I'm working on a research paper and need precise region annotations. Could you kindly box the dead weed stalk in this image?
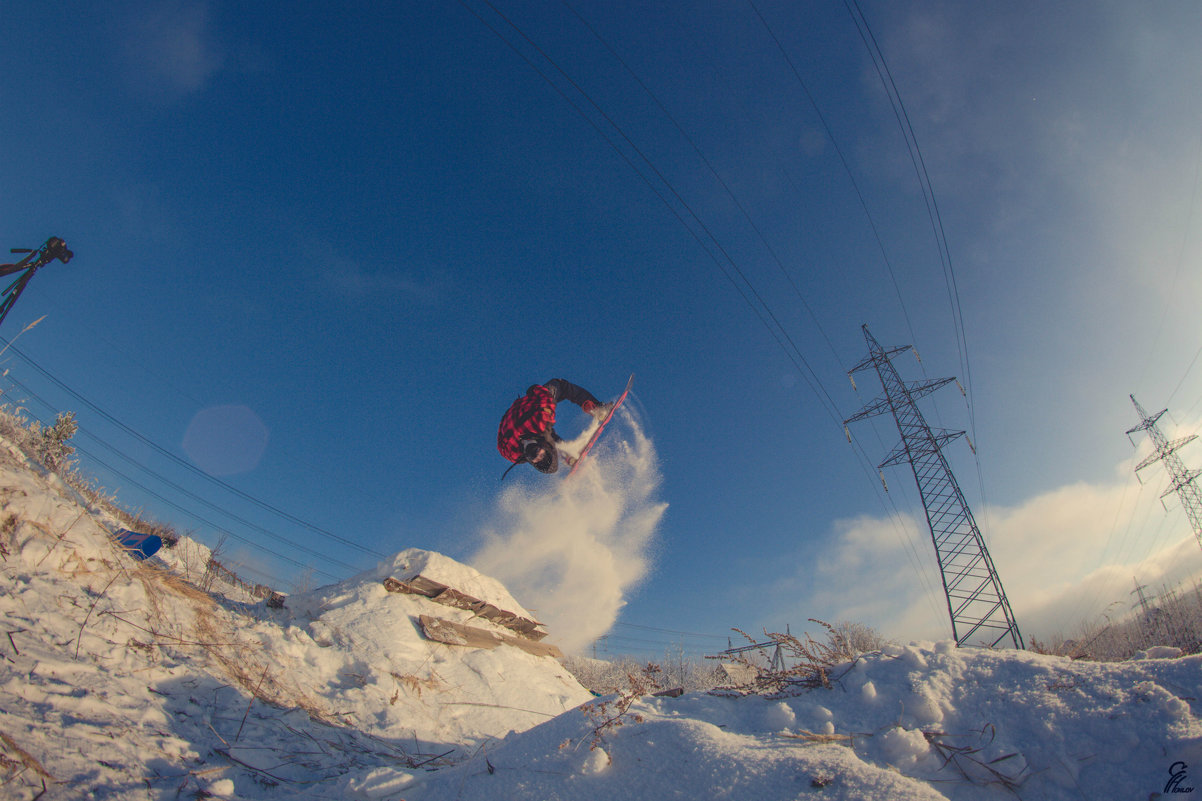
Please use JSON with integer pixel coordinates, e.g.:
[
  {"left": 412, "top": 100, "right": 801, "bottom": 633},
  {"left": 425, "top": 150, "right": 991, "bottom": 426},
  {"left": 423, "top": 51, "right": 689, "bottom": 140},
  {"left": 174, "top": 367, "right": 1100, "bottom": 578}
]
[
  {"left": 0, "top": 728, "right": 55, "bottom": 797},
  {"left": 578, "top": 662, "right": 663, "bottom": 754},
  {"left": 922, "top": 724, "right": 1027, "bottom": 793}
]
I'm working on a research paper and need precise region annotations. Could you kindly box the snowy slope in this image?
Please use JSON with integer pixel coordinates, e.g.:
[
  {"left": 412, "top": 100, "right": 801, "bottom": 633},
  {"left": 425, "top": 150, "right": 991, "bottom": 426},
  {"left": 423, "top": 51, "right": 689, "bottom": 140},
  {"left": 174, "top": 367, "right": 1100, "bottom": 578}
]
[
  {"left": 2, "top": 431, "right": 1201, "bottom": 800},
  {"left": 404, "top": 641, "right": 1202, "bottom": 800},
  {"left": 0, "top": 434, "right": 590, "bottom": 798}
]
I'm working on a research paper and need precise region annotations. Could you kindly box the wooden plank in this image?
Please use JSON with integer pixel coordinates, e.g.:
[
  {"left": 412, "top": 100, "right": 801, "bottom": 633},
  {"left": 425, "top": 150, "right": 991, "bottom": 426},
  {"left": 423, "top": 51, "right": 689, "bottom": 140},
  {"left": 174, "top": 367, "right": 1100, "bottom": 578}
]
[
  {"left": 383, "top": 575, "right": 448, "bottom": 597},
  {"left": 384, "top": 575, "right": 549, "bottom": 641},
  {"left": 418, "top": 615, "right": 563, "bottom": 659}
]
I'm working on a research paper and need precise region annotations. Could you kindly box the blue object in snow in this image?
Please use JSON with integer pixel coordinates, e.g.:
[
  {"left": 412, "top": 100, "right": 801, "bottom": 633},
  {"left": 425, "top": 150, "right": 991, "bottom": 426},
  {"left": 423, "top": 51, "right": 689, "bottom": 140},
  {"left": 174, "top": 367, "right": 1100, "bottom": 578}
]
[{"left": 113, "top": 528, "right": 162, "bottom": 560}]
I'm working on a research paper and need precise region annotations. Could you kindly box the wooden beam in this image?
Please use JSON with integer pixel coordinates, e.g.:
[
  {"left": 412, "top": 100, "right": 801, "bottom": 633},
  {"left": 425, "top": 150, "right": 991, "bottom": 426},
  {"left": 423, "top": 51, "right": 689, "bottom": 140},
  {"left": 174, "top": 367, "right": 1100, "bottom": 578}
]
[{"left": 417, "top": 615, "right": 563, "bottom": 659}]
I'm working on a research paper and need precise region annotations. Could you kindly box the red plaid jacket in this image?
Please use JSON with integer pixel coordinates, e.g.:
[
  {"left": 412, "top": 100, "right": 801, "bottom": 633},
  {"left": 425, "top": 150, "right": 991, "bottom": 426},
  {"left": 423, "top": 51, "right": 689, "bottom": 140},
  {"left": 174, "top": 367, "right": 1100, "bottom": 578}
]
[{"left": 497, "top": 379, "right": 599, "bottom": 463}]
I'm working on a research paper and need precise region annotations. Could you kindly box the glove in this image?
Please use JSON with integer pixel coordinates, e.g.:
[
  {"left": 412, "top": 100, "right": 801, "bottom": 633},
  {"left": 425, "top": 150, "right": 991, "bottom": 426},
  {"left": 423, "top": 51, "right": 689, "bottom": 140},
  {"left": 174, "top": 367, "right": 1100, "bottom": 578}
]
[{"left": 583, "top": 400, "right": 611, "bottom": 420}]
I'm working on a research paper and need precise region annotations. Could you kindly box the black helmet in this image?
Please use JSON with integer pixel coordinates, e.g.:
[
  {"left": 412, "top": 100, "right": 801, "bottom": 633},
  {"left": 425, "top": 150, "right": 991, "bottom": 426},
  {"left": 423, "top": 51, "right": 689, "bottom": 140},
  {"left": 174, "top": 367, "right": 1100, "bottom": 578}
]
[{"left": 520, "top": 435, "right": 559, "bottom": 474}]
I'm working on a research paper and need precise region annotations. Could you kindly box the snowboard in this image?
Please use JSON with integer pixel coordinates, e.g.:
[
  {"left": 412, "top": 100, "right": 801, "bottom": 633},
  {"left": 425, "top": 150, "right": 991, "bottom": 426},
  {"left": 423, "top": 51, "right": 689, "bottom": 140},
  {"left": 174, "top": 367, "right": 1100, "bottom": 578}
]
[{"left": 566, "top": 374, "right": 634, "bottom": 476}]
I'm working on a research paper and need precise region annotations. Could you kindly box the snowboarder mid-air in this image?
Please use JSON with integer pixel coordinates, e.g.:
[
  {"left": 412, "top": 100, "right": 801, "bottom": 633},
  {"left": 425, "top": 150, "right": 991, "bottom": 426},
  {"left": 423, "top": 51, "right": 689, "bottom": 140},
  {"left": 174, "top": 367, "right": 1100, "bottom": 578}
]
[{"left": 497, "top": 378, "right": 609, "bottom": 475}]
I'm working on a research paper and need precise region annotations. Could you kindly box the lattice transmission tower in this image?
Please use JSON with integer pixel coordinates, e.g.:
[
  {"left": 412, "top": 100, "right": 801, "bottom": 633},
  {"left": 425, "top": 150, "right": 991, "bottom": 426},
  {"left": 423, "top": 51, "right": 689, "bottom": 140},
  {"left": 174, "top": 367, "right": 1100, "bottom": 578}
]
[
  {"left": 845, "top": 324, "right": 1024, "bottom": 649},
  {"left": 1126, "top": 394, "right": 1202, "bottom": 548}
]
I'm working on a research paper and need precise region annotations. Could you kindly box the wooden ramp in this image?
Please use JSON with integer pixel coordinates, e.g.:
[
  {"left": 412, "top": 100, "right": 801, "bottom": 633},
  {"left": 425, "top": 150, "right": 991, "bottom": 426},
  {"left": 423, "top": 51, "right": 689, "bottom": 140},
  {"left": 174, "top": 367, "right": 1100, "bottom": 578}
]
[
  {"left": 418, "top": 615, "right": 563, "bottom": 659},
  {"left": 384, "top": 575, "right": 548, "bottom": 641}
]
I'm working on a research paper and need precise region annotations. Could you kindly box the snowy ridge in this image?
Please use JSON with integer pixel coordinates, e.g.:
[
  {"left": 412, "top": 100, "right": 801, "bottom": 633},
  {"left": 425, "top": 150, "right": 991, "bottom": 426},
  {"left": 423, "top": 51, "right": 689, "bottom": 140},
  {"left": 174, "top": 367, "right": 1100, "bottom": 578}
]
[{"left": 408, "top": 640, "right": 1202, "bottom": 799}]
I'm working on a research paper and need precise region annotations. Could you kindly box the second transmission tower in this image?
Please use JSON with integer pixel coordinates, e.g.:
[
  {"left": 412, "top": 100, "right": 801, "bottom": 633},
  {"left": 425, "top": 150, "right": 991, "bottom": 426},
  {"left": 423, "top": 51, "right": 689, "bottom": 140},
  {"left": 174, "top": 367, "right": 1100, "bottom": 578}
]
[
  {"left": 1126, "top": 394, "right": 1202, "bottom": 548},
  {"left": 845, "top": 324, "right": 1023, "bottom": 649}
]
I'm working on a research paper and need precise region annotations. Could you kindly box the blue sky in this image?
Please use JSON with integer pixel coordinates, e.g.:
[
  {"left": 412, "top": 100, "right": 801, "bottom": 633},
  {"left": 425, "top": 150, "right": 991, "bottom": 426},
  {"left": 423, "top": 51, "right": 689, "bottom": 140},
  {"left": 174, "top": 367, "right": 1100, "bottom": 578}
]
[{"left": 3, "top": 1, "right": 1202, "bottom": 657}]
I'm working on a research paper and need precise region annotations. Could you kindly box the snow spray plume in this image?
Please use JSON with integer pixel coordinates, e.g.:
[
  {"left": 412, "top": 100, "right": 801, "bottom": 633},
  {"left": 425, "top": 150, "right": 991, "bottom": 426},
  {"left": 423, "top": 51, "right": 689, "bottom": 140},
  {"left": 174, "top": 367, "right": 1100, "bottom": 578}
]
[{"left": 472, "top": 407, "right": 666, "bottom": 655}]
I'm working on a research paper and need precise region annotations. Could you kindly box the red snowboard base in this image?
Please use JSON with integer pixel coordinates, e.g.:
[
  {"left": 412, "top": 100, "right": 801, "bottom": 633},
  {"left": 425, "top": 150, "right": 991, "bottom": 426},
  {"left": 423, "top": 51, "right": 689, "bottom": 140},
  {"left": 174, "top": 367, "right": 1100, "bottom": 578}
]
[{"left": 566, "top": 374, "right": 634, "bottom": 477}]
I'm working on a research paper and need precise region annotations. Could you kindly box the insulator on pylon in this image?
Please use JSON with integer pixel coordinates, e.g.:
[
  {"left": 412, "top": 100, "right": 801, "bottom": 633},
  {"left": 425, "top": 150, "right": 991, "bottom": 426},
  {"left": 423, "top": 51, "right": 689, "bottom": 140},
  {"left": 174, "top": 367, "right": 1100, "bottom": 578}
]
[
  {"left": 913, "top": 348, "right": 922, "bottom": 363},
  {"left": 966, "top": 435, "right": 976, "bottom": 455},
  {"left": 879, "top": 470, "right": 889, "bottom": 492},
  {"left": 956, "top": 379, "right": 966, "bottom": 397},
  {"left": 844, "top": 426, "right": 852, "bottom": 444},
  {"left": 848, "top": 373, "right": 857, "bottom": 391}
]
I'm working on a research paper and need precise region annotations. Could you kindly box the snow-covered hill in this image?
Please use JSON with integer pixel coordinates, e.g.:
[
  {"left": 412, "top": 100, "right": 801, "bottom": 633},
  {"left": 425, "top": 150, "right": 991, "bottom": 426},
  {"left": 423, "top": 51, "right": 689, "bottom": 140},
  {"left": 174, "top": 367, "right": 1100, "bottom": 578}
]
[
  {"left": 2, "top": 432, "right": 1200, "bottom": 800},
  {"left": 0, "top": 432, "right": 589, "bottom": 798}
]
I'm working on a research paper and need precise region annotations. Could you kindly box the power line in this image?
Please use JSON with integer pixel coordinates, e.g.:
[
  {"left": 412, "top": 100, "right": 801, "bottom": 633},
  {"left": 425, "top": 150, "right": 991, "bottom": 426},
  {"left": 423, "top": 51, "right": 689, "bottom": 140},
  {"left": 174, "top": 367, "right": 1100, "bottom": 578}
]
[
  {"left": 1152, "top": 117, "right": 1202, "bottom": 405},
  {"left": 841, "top": 0, "right": 972, "bottom": 411},
  {"left": 461, "top": 0, "right": 849, "bottom": 432},
  {"left": 749, "top": 0, "right": 918, "bottom": 349},
  {"left": 0, "top": 335, "right": 385, "bottom": 559},
  {"left": 1, "top": 374, "right": 347, "bottom": 583},
  {"left": 73, "top": 441, "right": 343, "bottom": 583},
  {"left": 562, "top": 0, "right": 846, "bottom": 370},
  {"left": 462, "top": 2, "right": 923, "bottom": 572},
  {"left": 833, "top": 0, "right": 999, "bottom": 573},
  {"left": 613, "top": 621, "right": 729, "bottom": 640},
  {"left": 6, "top": 371, "right": 359, "bottom": 568}
]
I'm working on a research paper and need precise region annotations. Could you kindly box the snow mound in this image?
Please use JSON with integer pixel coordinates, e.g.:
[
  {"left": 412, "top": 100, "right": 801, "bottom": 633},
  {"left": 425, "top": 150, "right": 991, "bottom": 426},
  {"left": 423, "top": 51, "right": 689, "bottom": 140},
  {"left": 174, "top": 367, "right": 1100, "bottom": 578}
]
[
  {"left": 272, "top": 548, "right": 591, "bottom": 746},
  {"left": 368, "top": 547, "right": 532, "bottom": 618},
  {"left": 1132, "top": 645, "right": 1185, "bottom": 660}
]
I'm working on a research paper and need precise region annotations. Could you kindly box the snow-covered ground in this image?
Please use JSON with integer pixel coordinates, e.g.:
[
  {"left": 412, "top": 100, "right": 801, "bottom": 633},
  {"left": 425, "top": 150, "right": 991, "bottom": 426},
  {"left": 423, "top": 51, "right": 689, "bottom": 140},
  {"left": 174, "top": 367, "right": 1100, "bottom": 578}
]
[{"left": 1, "top": 433, "right": 1200, "bottom": 800}]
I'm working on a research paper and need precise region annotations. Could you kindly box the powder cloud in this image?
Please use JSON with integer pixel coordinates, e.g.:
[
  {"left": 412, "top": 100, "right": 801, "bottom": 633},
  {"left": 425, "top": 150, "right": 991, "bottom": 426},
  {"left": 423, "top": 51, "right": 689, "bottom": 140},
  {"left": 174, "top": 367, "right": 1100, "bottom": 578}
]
[{"left": 471, "top": 409, "right": 667, "bottom": 654}]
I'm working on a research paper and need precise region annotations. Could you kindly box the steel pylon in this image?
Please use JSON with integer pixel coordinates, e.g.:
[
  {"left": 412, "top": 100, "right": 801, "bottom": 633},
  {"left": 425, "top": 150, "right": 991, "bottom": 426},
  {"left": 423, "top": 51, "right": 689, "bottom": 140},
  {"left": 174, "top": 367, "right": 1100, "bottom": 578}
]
[
  {"left": 845, "top": 325, "right": 1023, "bottom": 649},
  {"left": 1126, "top": 395, "right": 1202, "bottom": 548}
]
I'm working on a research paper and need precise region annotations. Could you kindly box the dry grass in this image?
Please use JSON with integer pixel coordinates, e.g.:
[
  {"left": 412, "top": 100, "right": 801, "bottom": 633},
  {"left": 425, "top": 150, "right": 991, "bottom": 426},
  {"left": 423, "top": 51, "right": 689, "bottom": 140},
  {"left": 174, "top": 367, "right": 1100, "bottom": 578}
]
[
  {"left": 780, "top": 729, "right": 855, "bottom": 746},
  {"left": 0, "top": 728, "right": 55, "bottom": 798},
  {"left": 1031, "top": 580, "right": 1202, "bottom": 662},
  {"left": 391, "top": 671, "right": 443, "bottom": 699},
  {"left": 713, "top": 619, "right": 885, "bottom": 697},
  {"left": 922, "top": 725, "right": 1027, "bottom": 792},
  {"left": 0, "top": 404, "right": 442, "bottom": 792},
  {"left": 0, "top": 730, "right": 54, "bottom": 779}
]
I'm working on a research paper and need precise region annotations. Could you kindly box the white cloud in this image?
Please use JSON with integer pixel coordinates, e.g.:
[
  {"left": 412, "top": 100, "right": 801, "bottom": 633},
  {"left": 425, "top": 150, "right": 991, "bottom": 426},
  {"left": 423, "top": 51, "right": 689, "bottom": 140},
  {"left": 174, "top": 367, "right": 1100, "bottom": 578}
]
[
  {"left": 124, "top": 1, "right": 223, "bottom": 98},
  {"left": 299, "top": 237, "right": 442, "bottom": 307},
  {"left": 792, "top": 440, "right": 1202, "bottom": 645}
]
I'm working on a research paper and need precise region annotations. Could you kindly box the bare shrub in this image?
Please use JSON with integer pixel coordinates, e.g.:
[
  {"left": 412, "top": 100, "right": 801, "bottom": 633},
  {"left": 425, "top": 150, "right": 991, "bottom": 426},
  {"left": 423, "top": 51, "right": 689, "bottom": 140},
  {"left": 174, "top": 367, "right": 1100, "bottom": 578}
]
[
  {"left": 291, "top": 566, "right": 316, "bottom": 595},
  {"left": 0, "top": 404, "right": 182, "bottom": 548},
  {"left": 564, "top": 651, "right": 726, "bottom": 695},
  {"left": 714, "top": 619, "right": 886, "bottom": 696},
  {"left": 834, "top": 620, "right": 889, "bottom": 653},
  {"left": 32, "top": 411, "right": 77, "bottom": 471},
  {"left": 566, "top": 621, "right": 886, "bottom": 697},
  {"left": 199, "top": 535, "right": 231, "bottom": 592},
  {"left": 1043, "top": 581, "right": 1202, "bottom": 662}
]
